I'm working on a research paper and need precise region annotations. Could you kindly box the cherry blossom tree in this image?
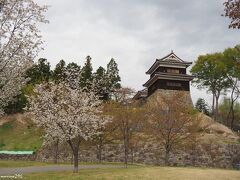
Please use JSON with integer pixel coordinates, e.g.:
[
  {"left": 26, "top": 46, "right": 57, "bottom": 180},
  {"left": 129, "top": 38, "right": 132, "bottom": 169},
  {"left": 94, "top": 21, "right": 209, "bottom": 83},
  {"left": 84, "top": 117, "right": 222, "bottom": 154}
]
[
  {"left": 28, "top": 77, "right": 111, "bottom": 173},
  {"left": 223, "top": 0, "right": 240, "bottom": 29},
  {"left": 0, "top": 0, "right": 48, "bottom": 115}
]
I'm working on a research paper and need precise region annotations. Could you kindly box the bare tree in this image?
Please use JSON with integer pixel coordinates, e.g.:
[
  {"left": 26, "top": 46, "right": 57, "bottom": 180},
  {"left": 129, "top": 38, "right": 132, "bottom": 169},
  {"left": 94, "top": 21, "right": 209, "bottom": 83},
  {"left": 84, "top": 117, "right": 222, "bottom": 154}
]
[
  {"left": 226, "top": 79, "right": 240, "bottom": 129},
  {"left": 91, "top": 113, "right": 116, "bottom": 163},
  {"left": 113, "top": 87, "right": 135, "bottom": 103},
  {"left": 146, "top": 92, "right": 199, "bottom": 166},
  {"left": 0, "top": 0, "right": 48, "bottom": 115},
  {"left": 109, "top": 87, "right": 144, "bottom": 167}
]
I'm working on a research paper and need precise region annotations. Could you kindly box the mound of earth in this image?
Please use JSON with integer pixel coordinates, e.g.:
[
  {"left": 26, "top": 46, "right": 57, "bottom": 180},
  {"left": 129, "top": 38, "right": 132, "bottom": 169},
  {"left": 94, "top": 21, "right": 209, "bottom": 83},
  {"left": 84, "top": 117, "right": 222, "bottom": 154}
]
[
  {"left": 197, "top": 113, "right": 239, "bottom": 144},
  {"left": 144, "top": 90, "right": 239, "bottom": 144}
]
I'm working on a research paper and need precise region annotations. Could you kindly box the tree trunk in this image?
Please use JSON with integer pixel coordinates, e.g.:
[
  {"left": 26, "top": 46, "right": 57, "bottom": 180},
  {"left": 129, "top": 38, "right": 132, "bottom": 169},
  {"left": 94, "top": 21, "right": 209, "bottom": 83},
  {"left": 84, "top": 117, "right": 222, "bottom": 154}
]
[
  {"left": 124, "top": 135, "right": 129, "bottom": 168},
  {"left": 227, "top": 99, "right": 234, "bottom": 128},
  {"left": 73, "top": 148, "right": 79, "bottom": 173},
  {"left": 164, "top": 143, "right": 171, "bottom": 166},
  {"left": 212, "top": 93, "right": 215, "bottom": 119},
  {"left": 130, "top": 147, "right": 134, "bottom": 164},
  {"left": 164, "top": 150, "right": 170, "bottom": 166},
  {"left": 230, "top": 108, "right": 235, "bottom": 130},
  {"left": 215, "top": 92, "right": 220, "bottom": 121},
  {"left": 53, "top": 139, "right": 59, "bottom": 164},
  {"left": 71, "top": 153, "right": 73, "bottom": 164},
  {"left": 67, "top": 139, "right": 80, "bottom": 173},
  {"left": 97, "top": 144, "right": 103, "bottom": 163},
  {"left": 227, "top": 80, "right": 239, "bottom": 130}
]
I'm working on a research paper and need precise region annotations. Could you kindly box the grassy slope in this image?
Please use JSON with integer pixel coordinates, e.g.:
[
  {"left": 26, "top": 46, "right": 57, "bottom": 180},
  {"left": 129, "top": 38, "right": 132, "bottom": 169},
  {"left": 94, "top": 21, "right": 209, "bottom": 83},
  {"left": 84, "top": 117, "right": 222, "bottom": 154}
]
[
  {"left": 23, "top": 167, "right": 240, "bottom": 180},
  {"left": 0, "top": 113, "right": 239, "bottom": 151},
  {"left": 0, "top": 116, "right": 42, "bottom": 151}
]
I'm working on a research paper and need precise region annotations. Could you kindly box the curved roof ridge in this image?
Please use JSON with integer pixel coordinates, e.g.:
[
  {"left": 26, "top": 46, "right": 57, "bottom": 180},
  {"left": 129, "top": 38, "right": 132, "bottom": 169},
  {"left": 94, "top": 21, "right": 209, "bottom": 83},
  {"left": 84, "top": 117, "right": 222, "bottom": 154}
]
[
  {"left": 146, "top": 51, "right": 192, "bottom": 74},
  {"left": 158, "top": 51, "right": 184, "bottom": 63}
]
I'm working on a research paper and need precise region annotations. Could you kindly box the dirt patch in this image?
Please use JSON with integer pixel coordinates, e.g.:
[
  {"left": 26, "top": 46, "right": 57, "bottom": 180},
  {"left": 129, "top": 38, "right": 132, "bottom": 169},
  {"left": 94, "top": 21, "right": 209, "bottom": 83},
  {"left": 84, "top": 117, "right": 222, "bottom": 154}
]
[
  {"left": 0, "top": 113, "right": 30, "bottom": 126},
  {"left": 197, "top": 113, "right": 239, "bottom": 143}
]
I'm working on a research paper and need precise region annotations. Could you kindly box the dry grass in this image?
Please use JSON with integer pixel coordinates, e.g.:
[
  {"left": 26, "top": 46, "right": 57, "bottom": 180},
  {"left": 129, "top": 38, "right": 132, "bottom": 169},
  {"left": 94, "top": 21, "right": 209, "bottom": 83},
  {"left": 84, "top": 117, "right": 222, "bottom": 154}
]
[
  {"left": 197, "top": 113, "right": 239, "bottom": 144},
  {"left": 22, "top": 166, "right": 240, "bottom": 180}
]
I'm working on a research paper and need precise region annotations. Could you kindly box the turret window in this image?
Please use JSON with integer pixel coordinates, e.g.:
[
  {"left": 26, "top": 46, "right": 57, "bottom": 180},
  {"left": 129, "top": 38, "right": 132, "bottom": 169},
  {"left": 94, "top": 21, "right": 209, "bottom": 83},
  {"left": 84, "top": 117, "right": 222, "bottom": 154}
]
[
  {"left": 167, "top": 69, "right": 180, "bottom": 74},
  {"left": 167, "top": 82, "right": 182, "bottom": 87}
]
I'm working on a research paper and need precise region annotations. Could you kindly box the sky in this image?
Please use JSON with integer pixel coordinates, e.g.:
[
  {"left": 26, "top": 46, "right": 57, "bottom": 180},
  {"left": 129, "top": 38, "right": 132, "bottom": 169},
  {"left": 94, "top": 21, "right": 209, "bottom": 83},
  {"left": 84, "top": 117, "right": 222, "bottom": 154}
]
[{"left": 36, "top": 0, "right": 240, "bottom": 104}]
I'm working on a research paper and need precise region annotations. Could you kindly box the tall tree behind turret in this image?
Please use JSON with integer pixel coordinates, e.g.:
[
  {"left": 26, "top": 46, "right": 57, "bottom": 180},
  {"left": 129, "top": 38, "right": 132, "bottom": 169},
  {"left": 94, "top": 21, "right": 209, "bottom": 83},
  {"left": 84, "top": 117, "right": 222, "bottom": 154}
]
[
  {"left": 53, "top": 60, "right": 66, "bottom": 83},
  {"left": 106, "top": 58, "right": 121, "bottom": 99},
  {"left": 80, "top": 56, "right": 93, "bottom": 89}
]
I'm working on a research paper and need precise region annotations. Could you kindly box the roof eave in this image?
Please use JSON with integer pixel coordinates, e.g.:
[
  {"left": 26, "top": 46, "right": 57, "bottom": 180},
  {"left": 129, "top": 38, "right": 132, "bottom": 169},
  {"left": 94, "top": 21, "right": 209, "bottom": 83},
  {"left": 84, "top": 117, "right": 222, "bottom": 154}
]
[
  {"left": 143, "top": 74, "right": 194, "bottom": 87},
  {"left": 146, "top": 62, "right": 192, "bottom": 75}
]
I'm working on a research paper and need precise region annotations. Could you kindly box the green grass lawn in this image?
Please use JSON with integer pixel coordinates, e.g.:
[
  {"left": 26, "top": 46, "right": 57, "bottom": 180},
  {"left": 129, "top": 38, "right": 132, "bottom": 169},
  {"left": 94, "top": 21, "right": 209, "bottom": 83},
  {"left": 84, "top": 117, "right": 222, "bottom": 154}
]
[
  {"left": 0, "top": 160, "right": 52, "bottom": 168},
  {"left": 0, "top": 160, "right": 127, "bottom": 168},
  {"left": 0, "top": 161, "right": 239, "bottom": 180},
  {"left": 22, "top": 167, "right": 240, "bottom": 180},
  {"left": 0, "top": 118, "right": 42, "bottom": 151}
]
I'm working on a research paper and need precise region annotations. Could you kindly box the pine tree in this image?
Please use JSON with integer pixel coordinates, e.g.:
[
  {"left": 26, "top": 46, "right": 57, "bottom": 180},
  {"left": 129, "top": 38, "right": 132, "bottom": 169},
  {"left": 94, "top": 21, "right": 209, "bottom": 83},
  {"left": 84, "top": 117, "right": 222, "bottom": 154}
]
[
  {"left": 94, "top": 66, "right": 108, "bottom": 100},
  {"left": 26, "top": 58, "right": 52, "bottom": 85},
  {"left": 106, "top": 58, "right": 121, "bottom": 98},
  {"left": 195, "top": 98, "right": 210, "bottom": 116},
  {"left": 80, "top": 56, "right": 93, "bottom": 89},
  {"left": 53, "top": 60, "right": 66, "bottom": 83}
]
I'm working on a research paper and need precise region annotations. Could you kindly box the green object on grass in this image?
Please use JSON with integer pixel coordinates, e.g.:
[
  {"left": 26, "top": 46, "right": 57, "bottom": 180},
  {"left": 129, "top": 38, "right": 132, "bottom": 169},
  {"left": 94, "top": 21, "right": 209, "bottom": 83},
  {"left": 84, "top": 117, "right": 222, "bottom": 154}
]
[{"left": 0, "top": 150, "right": 34, "bottom": 155}]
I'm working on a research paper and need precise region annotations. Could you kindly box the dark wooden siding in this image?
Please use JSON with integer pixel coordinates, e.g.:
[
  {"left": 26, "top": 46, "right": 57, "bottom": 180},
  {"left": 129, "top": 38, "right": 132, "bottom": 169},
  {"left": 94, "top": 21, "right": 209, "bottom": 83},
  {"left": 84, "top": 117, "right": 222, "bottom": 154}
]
[
  {"left": 148, "top": 79, "right": 190, "bottom": 96},
  {"left": 150, "top": 67, "right": 186, "bottom": 78}
]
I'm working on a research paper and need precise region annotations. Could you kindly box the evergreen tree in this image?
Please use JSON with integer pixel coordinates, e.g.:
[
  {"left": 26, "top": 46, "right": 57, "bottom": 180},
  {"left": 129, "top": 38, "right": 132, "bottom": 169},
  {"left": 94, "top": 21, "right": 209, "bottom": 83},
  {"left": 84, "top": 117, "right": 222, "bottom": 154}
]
[
  {"left": 26, "top": 58, "right": 52, "bottom": 85},
  {"left": 5, "top": 58, "right": 52, "bottom": 114},
  {"left": 93, "top": 66, "right": 108, "bottom": 100},
  {"left": 66, "top": 62, "right": 81, "bottom": 72},
  {"left": 195, "top": 98, "right": 210, "bottom": 116},
  {"left": 80, "top": 56, "right": 93, "bottom": 89},
  {"left": 53, "top": 60, "right": 66, "bottom": 83},
  {"left": 106, "top": 58, "right": 121, "bottom": 98}
]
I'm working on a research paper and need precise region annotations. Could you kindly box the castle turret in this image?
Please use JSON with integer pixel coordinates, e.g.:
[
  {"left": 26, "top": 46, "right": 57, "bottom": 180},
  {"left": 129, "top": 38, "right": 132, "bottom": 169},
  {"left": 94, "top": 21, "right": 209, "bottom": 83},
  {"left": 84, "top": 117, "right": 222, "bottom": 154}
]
[
  {"left": 143, "top": 51, "right": 194, "bottom": 96},
  {"left": 133, "top": 51, "right": 194, "bottom": 102}
]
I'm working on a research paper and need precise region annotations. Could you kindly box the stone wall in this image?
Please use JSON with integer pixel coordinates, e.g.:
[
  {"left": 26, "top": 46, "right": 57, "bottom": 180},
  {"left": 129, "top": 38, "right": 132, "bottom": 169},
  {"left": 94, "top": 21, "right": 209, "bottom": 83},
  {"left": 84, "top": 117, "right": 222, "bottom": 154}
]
[
  {"left": 34, "top": 142, "right": 240, "bottom": 169},
  {"left": 1, "top": 142, "right": 239, "bottom": 169},
  {"left": 0, "top": 154, "right": 36, "bottom": 161},
  {"left": 147, "top": 89, "right": 193, "bottom": 108}
]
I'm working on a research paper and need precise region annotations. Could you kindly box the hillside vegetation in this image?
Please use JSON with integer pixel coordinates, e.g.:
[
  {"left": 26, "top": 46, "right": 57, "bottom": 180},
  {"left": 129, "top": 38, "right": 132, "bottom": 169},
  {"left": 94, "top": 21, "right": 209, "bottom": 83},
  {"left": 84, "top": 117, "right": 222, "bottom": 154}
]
[
  {"left": 0, "top": 112, "right": 239, "bottom": 151},
  {"left": 0, "top": 114, "right": 42, "bottom": 151},
  {"left": 197, "top": 113, "right": 240, "bottom": 144}
]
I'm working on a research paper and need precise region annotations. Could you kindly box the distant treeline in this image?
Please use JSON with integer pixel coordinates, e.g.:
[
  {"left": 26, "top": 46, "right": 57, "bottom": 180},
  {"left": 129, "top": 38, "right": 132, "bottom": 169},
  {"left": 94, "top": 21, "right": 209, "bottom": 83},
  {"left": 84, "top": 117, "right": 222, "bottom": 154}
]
[{"left": 5, "top": 56, "right": 121, "bottom": 114}]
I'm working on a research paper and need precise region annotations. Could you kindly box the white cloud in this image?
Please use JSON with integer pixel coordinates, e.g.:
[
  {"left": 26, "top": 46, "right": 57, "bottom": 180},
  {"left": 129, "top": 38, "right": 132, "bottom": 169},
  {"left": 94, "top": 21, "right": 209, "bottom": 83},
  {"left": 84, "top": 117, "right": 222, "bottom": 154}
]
[{"left": 36, "top": 0, "right": 240, "bottom": 105}]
